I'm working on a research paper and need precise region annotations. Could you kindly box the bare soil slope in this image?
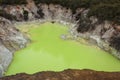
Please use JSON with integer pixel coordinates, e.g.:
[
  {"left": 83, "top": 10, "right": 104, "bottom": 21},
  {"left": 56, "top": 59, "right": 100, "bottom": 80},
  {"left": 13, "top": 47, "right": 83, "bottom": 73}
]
[{"left": 1, "top": 69, "right": 120, "bottom": 80}]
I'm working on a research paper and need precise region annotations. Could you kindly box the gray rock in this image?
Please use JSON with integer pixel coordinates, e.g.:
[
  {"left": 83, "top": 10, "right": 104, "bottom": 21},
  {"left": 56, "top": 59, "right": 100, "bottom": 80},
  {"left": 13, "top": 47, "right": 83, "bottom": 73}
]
[{"left": 0, "top": 17, "right": 28, "bottom": 77}]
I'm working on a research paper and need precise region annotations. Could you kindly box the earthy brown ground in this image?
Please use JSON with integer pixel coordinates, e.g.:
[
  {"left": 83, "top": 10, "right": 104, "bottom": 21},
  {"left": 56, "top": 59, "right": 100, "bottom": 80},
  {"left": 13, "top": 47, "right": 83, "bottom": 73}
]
[{"left": 1, "top": 69, "right": 120, "bottom": 80}]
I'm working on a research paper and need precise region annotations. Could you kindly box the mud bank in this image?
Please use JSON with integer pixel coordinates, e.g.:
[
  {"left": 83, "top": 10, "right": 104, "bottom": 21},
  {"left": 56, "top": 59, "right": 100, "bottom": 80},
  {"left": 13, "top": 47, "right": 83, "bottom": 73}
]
[{"left": 2, "top": 69, "right": 120, "bottom": 80}]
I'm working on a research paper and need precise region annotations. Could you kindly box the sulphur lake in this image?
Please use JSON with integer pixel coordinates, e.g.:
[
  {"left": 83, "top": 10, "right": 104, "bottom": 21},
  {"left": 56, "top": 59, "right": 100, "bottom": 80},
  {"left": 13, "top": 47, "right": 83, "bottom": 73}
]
[{"left": 5, "top": 22, "right": 120, "bottom": 76}]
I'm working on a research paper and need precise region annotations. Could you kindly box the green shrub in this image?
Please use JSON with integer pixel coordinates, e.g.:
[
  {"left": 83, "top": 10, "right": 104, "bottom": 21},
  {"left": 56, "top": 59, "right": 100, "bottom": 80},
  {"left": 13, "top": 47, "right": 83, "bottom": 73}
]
[
  {"left": 88, "top": 3, "right": 120, "bottom": 24},
  {"left": 110, "top": 34, "right": 120, "bottom": 51},
  {"left": 0, "top": 0, "right": 27, "bottom": 5}
]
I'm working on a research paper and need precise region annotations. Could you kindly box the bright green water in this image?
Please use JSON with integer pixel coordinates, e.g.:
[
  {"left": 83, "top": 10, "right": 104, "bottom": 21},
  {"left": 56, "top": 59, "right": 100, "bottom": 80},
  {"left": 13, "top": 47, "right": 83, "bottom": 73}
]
[{"left": 6, "top": 22, "right": 120, "bottom": 76}]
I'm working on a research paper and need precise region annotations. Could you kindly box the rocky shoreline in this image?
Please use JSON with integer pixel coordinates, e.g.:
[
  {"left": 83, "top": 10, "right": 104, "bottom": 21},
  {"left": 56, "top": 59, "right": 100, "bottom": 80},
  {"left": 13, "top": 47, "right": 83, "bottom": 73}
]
[{"left": 0, "top": 17, "right": 28, "bottom": 77}]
